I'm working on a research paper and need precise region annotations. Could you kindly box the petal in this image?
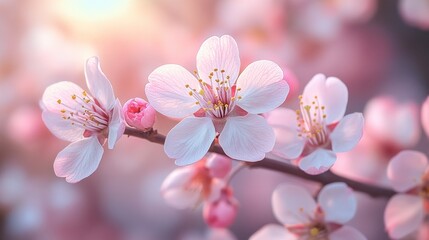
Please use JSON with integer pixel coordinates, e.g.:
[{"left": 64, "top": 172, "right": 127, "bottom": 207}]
[
  {"left": 146, "top": 64, "right": 201, "bottom": 118},
  {"left": 161, "top": 167, "right": 201, "bottom": 209},
  {"left": 299, "top": 149, "right": 337, "bottom": 175},
  {"left": 236, "top": 60, "right": 289, "bottom": 114},
  {"left": 85, "top": 57, "right": 115, "bottom": 110},
  {"left": 42, "top": 81, "right": 85, "bottom": 112},
  {"left": 302, "top": 74, "right": 348, "bottom": 124},
  {"left": 422, "top": 97, "right": 429, "bottom": 139},
  {"left": 387, "top": 150, "right": 428, "bottom": 192},
  {"left": 219, "top": 114, "right": 275, "bottom": 161},
  {"left": 107, "top": 99, "right": 125, "bottom": 149},
  {"left": 384, "top": 194, "right": 424, "bottom": 239},
  {"left": 330, "top": 113, "right": 364, "bottom": 153},
  {"left": 266, "top": 108, "right": 306, "bottom": 159},
  {"left": 53, "top": 136, "right": 104, "bottom": 183},
  {"left": 272, "top": 183, "right": 317, "bottom": 225},
  {"left": 165, "top": 117, "right": 216, "bottom": 166},
  {"left": 318, "top": 182, "right": 357, "bottom": 224},
  {"left": 249, "top": 224, "right": 297, "bottom": 240},
  {"left": 42, "top": 110, "right": 84, "bottom": 142},
  {"left": 196, "top": 35, "right": 240, "bottom": 85},
  {"left": 330, "top": 226, "right": 367, "bottom": 240}
]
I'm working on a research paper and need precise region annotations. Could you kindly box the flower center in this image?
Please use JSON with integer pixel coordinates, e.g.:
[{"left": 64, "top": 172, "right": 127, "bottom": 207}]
[
  {"left": 57, "top": 90, "right": 109, "bottom": 133},
  {"left": 296, "top": 95, "right": 328, "bottom": 146},
  {"left": 185, "top": 68, "right": 241, "bottom": 119}
]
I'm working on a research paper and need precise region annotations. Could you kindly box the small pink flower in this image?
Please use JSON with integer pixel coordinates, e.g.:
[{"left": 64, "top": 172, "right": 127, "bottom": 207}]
[
  {"left": 399, "top": 0, "right": 429, "bottom": 30},
  {"left": 250, "top": 182, "right": 365, "bottom": 240},
  {"left": 267, "top": 74, "right": 364, "bottom": 175},
  {"left": 203, "top": 184, "right": 238, "bottom": 228},
  {"left": 122, "top": 97, "right": 156, "bottom": 130},
  {"left": 385, "top": 150, "right": 429, "bottom": 239},
  {"left": 161, "top": 154, "right": 232, "bottom": 209},
  {"left": 146, "top": 35, "right": 289, "bottom": 165},
  {"left": 422, "top": 97, "right": 429, "bottom": 139},
  {"left": 41, "top": 57, "right": 125, "bottom": 183}
]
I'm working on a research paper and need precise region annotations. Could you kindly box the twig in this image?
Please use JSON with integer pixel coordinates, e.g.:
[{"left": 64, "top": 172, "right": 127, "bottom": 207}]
[{"left": 124, "top": 127, "right": 396, "bottom": 198}]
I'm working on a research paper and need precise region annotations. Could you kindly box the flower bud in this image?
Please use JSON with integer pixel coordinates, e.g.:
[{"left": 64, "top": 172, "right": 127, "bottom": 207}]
[
  {"left": 203, "top": 186, "right": 238, "bottom": 228},
  {"left": 122, "top": 98, "right": 156, "bottom": 130},
  {"left": 206, "top": 154, "right": 232, "bottom": 179}
]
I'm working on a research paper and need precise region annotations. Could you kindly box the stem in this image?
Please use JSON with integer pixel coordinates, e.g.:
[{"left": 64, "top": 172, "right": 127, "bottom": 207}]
[{"left": 124, "top": 127, "right": 396, "bottom": 198}]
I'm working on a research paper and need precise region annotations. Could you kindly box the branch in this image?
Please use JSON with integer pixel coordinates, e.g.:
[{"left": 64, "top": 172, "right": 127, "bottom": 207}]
[{"left": 124, "top": 127, "right": 396, "bottom": 198}]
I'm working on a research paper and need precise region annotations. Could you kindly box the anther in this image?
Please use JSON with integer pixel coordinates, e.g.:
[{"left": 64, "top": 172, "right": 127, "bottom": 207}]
[{"left": 57, "top": 99, "right": 62, "bottom": 104}]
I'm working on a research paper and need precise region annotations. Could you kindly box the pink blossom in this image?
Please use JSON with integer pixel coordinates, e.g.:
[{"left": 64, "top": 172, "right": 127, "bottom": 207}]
[
  {"left": 267, "top": 74, "right": 364, "bottom": 175},
  {"left": 250, "top": 182, "right": 365, "bottom": 240},
  {"left": 145, "top": 35, "right": 289, "bottom": 165},
  {"left": 385, "top": 150, "right": 429, "bottom": 239},
  {"left": 399, "top": 0, "right": 429, "bottom": 30},
  {"left": 122, "top": 97, "right": 156, "bottom": 130},
  {"left": 203, "top": 184, "right": 238, "bottom": 228},
  {"left": 161, "top": 154, "right": 232, "bottom": 209},
  {"left": 422, "top": 97, "right": 429, "bottom": 139},
  {"left": 41, "top": 57, "right": 125, "bottom": 183}
]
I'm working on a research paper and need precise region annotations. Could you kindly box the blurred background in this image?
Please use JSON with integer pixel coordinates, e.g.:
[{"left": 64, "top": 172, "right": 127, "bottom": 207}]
[{"left": 1, "top": 0, "right": 429, "bottom": 239}]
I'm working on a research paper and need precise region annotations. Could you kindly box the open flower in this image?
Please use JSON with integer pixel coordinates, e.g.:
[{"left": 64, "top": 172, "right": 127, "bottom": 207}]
[
  {"left": 267, "top": 74, "right": 364, "bottom": 174},
  {"left": 250, "top": 182, "right": 365, "bottom": 240},
  {"left": 41, "top": 57, "right": 125, "bottom": 183},
  {"left": 385, "top": 150, "right": 429, "bottom": 239},
  {"left": 146, "top": 35, "right": 289, "bottom": 165}
]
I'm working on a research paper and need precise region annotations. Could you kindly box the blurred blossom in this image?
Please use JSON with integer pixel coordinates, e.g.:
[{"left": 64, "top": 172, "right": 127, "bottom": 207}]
[
  {"left": 146, "top": 35, "right": 288, "bottom": 165},
  {"left": 250, "top": 182, "right": 365, "bottom": 240},
  {"left": 422, "top": 97, "right": 429, "bottom": 138},
  {"left": 41, "top": 57, "right": 125, "bottom": 183},
  {"left": 268, "top": 74, "right": 364, "bottom": 175},
  {"left": 7, "top": 105, "right": 44, "bottom": 145},
  {"left": 399, "top": 0, "right": 429, "bottom": 30},
  {"left": 123, "top": 97, "right": 156, "bottom": 130},
  {"left": 203, "top": 184, "right": 238, "bottom": 228},
  {"left": 385, "top": 150, "right": 429, "bottom": 239}
]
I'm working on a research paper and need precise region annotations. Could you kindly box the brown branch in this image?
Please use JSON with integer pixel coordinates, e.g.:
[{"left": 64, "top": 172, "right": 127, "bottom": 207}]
[{"left": 124, "top": 127, "right": 396, "bottom": 198}]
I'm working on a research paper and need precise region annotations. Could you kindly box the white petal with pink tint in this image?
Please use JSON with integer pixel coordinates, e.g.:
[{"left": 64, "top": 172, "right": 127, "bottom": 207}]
[
  {"left": 384, "top": 194, "right": 424, "bottom": 239},
  {"left": 53, "top": 136, "right": 103, "bottom": 183},
  {"left": 299, "top": 149, "right": 336, "bottom": 175},
  {"left": 330, "top": 113, "right": 364, "bottom": 153},
  {"left": 236, "top": 60, "right": 288, "bottom": 114},
  {"left": 267, "top": 108, "right": 305, "bottom": 159},
  {"left": 250, "top": 224, "right": 296, "bottom": 240},
  {"left": 272, "top": 184, "right": 316, "bottom": 225},
  {"left": 219, "top": 114, "right": 275, "bottom": 161},
  {"left": 387, "top": 150, "right": 427, "bottom": 192},
  {"left": 85, "top": 57, "right": 115, "bottom": 110},
  {"left": 318, "top": 182, "right": 356, "bottom": 224},
  {"left": 107, "top": 99, "right": 125, "bottom": 149},
  {"left": 422, "top": 97, "right": 429, "bottom": 138},
  {"left": 161, "top": 167, "right": 201, "bottom": 209},
  {"left": 42, "top": 81, "right": 85, "bottom": 112},
  {"left": 165, "top": 117, "right": 216, "bottom": 166},
  {"left": 196, "top": 35, "right": 240, "bottom": 85},
  {"left": 146, "top": 64, "right": 201, "bottom": 118},
  {"left": 330, "top": 226, "right": 367, "bottom": 240},
  {"left": 42, "top": 111, "right": 83, "bottom": 142},
  {"left": 302, "top": 74, "right": 348, "bottom": 124}
]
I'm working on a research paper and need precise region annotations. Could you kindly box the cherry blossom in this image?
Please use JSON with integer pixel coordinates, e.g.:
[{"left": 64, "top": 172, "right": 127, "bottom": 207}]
[
  {"left": 385, "top": 150, "right": 429, "bottom": 239},
  {"left": 250, "top": 182, "right": 365, "bottom": 240},
  {"left": 203, "top": 185, "right": 238, "bottom": 228},
  {"left": 267, "top": 74, "right": 364, "bottom": 174},
  {"left": 145, "top": 35, "right": 289, "bottom": 165},
  {"left": 161, "top": 154, "right": 232, "bottom": 209},
  {"left": 41, "top": 57, "right": 125, "bottom": 183},
  {"left": 122, "top": 97, "right": 156, "bottom": 130}
]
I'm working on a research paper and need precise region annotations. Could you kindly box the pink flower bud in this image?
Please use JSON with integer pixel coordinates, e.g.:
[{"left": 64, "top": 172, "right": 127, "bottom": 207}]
[
  {"left": 122, "top": 98, "right": 156, "bottom": 130},
  {"left": 205, "top": 154, "right": 232, "bottom": 179},
  {"left": 203, "top": 186, "right": 238, "bottom": 228}
]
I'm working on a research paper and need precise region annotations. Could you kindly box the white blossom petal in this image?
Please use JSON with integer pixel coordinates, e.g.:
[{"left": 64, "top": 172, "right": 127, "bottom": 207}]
[
  {"left": 42, "top": 81, "right": 85, "bottom": 112},
  {"left": 107, "top": 99, "right": 125, "bottom": 149},
  {"left": 330, "top": 226, "right": 367, "bottom": 240},
  {"left": 318, "top": 182, "right": 357, "bottom": 224},
  {"left": 236, "top": 60, "right": 288, "bottom": 114},
  {"left": 330, "top": 113, "right": 364, "bottom": 153},
  {"left": 165, "top": 117, "right": 216, "bottom": 166},
  {"left": 250, "top": 224, "right": 297, "bottom": 240},
  {"left": 42, "top": 110, "right": 84, "bottom": 142},
  {"left": 161, "top": 167, "right": 201, "bottom": 209},
  {"left": 146, "top": 64, "right": 201, "bottom": 118},
  {"left": 53, "top": 136, "right": 104, "bottom": 183},
  {"left": 85, "top": 57, "right": 115, "bottom": 110},
  {"left": 196, "top": 35, "right": 240, "bottom": 85},
  {"left": 219, "top": 114, "right": 275, "bottom": 161},
  {"left": 299, "top": 149, "right": 337, "bottom": 175}
]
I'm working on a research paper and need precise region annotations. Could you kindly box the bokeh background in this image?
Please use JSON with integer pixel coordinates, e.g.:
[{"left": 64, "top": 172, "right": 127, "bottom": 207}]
[{"left": 1, "top": 0, "right": 429, "bottom": 239}]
